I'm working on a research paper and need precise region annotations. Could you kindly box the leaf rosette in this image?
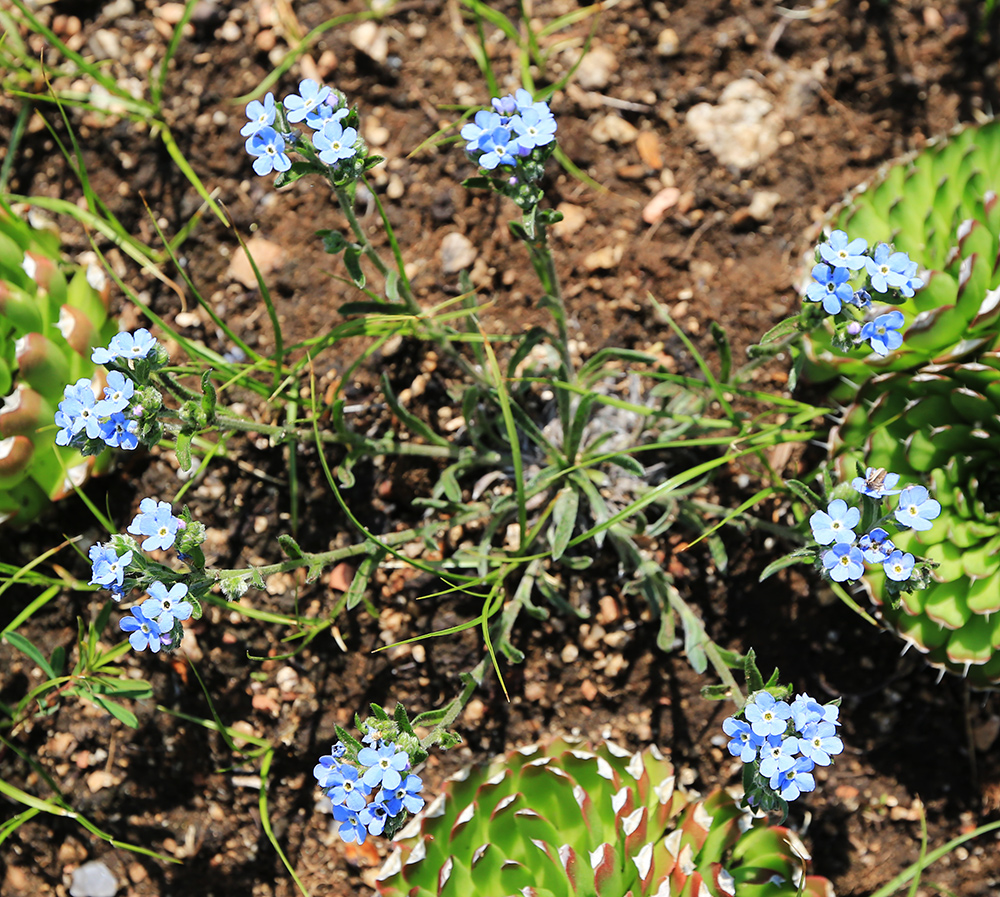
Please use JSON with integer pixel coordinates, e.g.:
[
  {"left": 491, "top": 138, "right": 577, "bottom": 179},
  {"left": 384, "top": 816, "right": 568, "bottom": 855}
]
[
  {"left": 0, "top": 209, "right": 116, "bottom": 526},
  {"left": 376, "top": 738, "right": 833, "bottom": 897},
  {"left": 830, "top": 351, "right": 1000, "bottom": 685},
  {"left": 798, "top": 120, "right": 1000, "bottom": 394}
]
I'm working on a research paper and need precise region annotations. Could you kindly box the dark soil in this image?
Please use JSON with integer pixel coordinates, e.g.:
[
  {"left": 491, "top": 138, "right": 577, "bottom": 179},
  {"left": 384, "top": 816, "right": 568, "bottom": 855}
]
[{"left": 2, "top": 1, "right": 1000, "bottom": 896}]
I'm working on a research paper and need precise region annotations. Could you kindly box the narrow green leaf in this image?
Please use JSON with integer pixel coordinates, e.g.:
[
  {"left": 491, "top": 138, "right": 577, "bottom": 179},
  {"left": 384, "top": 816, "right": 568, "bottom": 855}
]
[{"left": 550, "top": 486, "right": 579, "bottom": 561}]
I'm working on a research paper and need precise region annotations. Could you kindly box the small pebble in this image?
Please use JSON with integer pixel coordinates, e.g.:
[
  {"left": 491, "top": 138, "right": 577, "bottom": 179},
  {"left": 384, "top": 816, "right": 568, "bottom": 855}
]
[
  {"left": 575, "top": 44, "right": 618, "bottom": 90},
  {"left": 69, "top": 861, "right": 117, "bottom": 897},
  {"left": 440, "top": 232, "right": 477, "bottom": 274},
  {"left": 591, "top": 114, "right": 639, "bottom": 145},
  {"left": 657, "top": 27, "right": 680, "bottom": 56}
]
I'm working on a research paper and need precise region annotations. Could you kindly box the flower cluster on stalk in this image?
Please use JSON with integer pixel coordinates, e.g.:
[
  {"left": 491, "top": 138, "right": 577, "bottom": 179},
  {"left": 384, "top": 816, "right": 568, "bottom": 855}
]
[
  {"left": 809, "top": 467, "right": 940, "bottom": 594},
  {"left": 804, "top": 231, "right": 923, "bottom": 357},
  {"left": 54, "top": 329, "right": 166, "bottom": 455},
  {"left": 240, "top": 80, "right": 370, "bottom": 184},
  {"left": 723, "top": 691, "right": 843, "bottom": 809},
  {"left": 314, "top": 734, "right": 425, "bottom": 844},
  {"left": 88, "top": 496, "right": 207, "bottom": 654}
]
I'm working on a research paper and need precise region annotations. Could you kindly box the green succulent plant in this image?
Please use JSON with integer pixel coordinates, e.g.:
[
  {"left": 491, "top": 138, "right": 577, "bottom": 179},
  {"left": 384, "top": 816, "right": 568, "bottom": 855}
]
[
  {"left": 830, "top": 351, "right": 1000, "bottom": 686},
  {"left": 376, "top": 738, "right": 833, "bottom": 897},
  {"left": 0, "top": 207, "right": 116, "bottom": 526},
  {"left": 799, "top": 120, "right": 1000, "bottom": 394}
]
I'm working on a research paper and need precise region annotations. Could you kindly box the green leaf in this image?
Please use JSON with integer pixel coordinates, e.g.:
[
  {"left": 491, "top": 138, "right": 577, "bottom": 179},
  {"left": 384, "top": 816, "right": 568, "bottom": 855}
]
[
  {"left": 273, "top": 161, "right": 316, "bottom": 189},
  {"left": 318, "top": 229, "right": 349, "bottom": 254},
  {"left": 783, "top": 478, "right": 825, "bottom": 510},
  {"left": 86, "top": 693, "right": 139, "bottom": 727},
  {"left": 758, "top": 549, "right": 814, "bottom": 583},
  {"left": 744, "top": 648, "right": 764, "bottom": 693},
  {"left": 345, "top": 548, "right": 385, "bottom": 611},
  {"left": 5, "top": 632, "right": 56, "bottom": 679},
  {"left": 343, "top": 246, "right": 365, "bottom": 288},
  {"left": 175, "top": 431, "right": 192, "bottom": 473},
  {"left": 276, "top": 534, "right": 304, "bottom": 559},
  {"left": 550, "top": 485, "right": 579, "bottom": 561}
]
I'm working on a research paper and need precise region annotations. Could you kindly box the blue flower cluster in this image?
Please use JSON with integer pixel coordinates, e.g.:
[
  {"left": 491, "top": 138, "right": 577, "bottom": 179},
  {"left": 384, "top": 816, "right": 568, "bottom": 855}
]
[
  {"left": 89, "top": 496, "right": 205, "bottom": 653},
  {"left": 804, "top": 231, "right": 923, "bottom": 356},
  {"left": 810, "top": 468, "right": 941, "bottom": 585},
  {"left": 241, "top": 79, "right": 360, "bottom": 176},
  {"left": 55, "top": 329, "right": 160, "bottom": 454},
  {"left": 461, "top": 88, "right": 557, "bottom": 170},
  {"left": 724, "top": 691, "right": 843, "bottom": 803},
  {"left": 314, "top": 734, "right": 424, "bottom": 844}
]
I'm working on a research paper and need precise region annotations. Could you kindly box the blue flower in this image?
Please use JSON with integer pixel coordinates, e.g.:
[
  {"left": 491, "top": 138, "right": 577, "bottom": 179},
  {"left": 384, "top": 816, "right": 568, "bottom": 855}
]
[
  {"left": 789, "top": 693, "right": 825, "bottom": 732},
  {"left": 240, "top": 92, "right": 276, "bottom": 137},
  {"left": 511, "top": 108, "right": 557, "bottom": 150},
  {"left": 744, "top": 692, "right": 792, "bottom": 738},
  {"left": 360, "top": 801, "right": 389, "bottom": 836},
  {"left": 89, "top": 543, "right": 134, "bottom": 588},
  {"left": 332, "top": 803, "right": 367, "bottom": 844},
  {"left": 284, "top": 79, "right": 331, "bottom": 123},
  {"left": 851, "top": 467, "right": 901, "bottom": 499},
  {"left": 805, "top": 264, "right": 853, "bottom": 314},
  {"left": 477, "top": 126, "right": 525, "bottom": 169},
  {"left": 819, "top": 230, "right": 868, "bottom": 270},
  {"left": 894, "top": 485, "right": 941, "bottom": 531},
  {"left": 378, "top": 774, "right": 424, "bottom": 817},
  {"left": 92, "top": 329, "right": 158, "bottom": 365},
  {"left": 119, "top": 604, "right": 162, "bottom": 653},
  {"left": 358, "top": 741, "right": 410, "bottom": 792},
  {"left": 866, "top": 243, "right": 919, "bottom": 294},
  {"left": 313, "top": 121, "right": 358, "bottom": 165},
  {"left": 144, "top": 581, "right": 193, "bottom": 629},
  {"left": 858, "top": 527, "right": 895, "bottom": 563},
  {"left": 799, "top": 721, "right": 843, "bottom": 766},
  {"left": 758, "top": 735, "right": 800, "bottom": 779},
  {"left": 722, "top": 717, "right": 763, "bottom": 762},
  {"left": 246, "top": 127, "right": 291, "bottom": 176},
  {"left": 461, "top": 110, "right": 504, "bottom": 151},
  {"left": 883, "top": 549, "right": 915, "bottom": 582},
  {"left": 822, "top": 543, "right": 865, "bottom": 582},
  {"left": 809, "top": 498, "right": 860, "bottom": 545},
  {"left": 327, "top": 765, "right": 370, "bottom": 812},
  {"left": 314, "top": 756, "right": 343, "bottom": 790},
  {"left": 306, "top": 102, "right": 348, "bottom": 131},
  {"left": 851, "top": 288, "right": 872, "bottom": 308},
  {"left": 55, "top": 378, "right": 101, "bottom": 444},
  {"left": 770, "top": 756, "right": 816, "bottom": 801},
  {"left": 94, "top": 371, "right": 135, "bottom": 416},
  {"left": 100, "top": 412, "right": 139, "bottom": 450},
  {"left": 127, "top": 498, "right": 183, "bottom": 551},
  {"left": 860, "top": 310, "right": 905, "bottom": 356}
]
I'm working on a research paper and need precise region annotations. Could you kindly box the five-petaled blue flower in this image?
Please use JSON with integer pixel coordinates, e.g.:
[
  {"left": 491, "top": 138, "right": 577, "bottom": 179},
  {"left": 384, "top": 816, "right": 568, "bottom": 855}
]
[
  {"left": 95, "top": 371, "right": 135, "bottom": 416},
  {"left": 511, "top": 108, "right": 557, "bottom": 150},
  {"left": 851, "top": 467, "right": 901, "bottom": 499},
  {"left": 358, "top": 741, "right": 410, "bottom": 792},
  {"left": 284, "top": 79, "right": 331, "bottom": 123},
  {"left": 327, "top": 765, "right": 370, "bottom": 812},
  {"left": 100, "top": 412, "right": 139, "bottom": 451},
  {"left": 759, "top": 735, "right": 800, "bottom": 779},
  {"left": 799, "top": 721, "right": 844, "bottom": 766},
  {"left": 332, "top": 803, "right": 367, "bottom": 844},
  {"left": 771, "top": 756, "right": 816, "bottom": 801},
  {"left": 860, "top": 310, "right": 905, "bottom": 356},
  {"left": 805, "top": 263, "right": 854, "bottom": 314},
  {"left": 128, "top": 498, "right": 183, "bottom": 551},
  {"left": 477, "top": 126, "right": 525, "bottom": 169},
  {"left": 858, "top": 527, "right": 895, "bottom": 563},
  {"left": 819, "top": 230, "right": 868, "bottom": 270},
  {"left": 744, "top": 691, "right": 792, "bottom": 738},
  {"left": 894, "top": 485, "right": 941, "bottom": 531},
  {"left": 359, "top": 801, "right": 389, "bottom": 836},
  {"left": 313, "top": 120, "right": 358, "bottom": 165},
  {"left": 461, "top": 110, "right": 503, "bottom": 151},
  {"left": 55, "top": 378, "right": 100, "bottom": 444},
  {"left": 822, "top": 543, "right": 865, "bottom": 582},
  {"left": 89, "top": 543, "right": 133, "bottom": 588},
  {"left": 119, "top": 604, "right": 162, "bottom": 653},
  {"left": 144, "top": 580, "right": 193, "bottom": 629},
  {"left": 883, "top": 549, "right": 915, "bottom": 582},
  {"left": 378, "top": 774, "right": 424, "bottom": 817},
  {"left": 240, "top": 92, "right": 276, "bottom": 137},
  {"left": 723, "top": 717, "right": 763, "bottom": 762},
  {"left": 246, "top": 127, "right": 291, "bottom": 176},
  {"left": 92, "top": 329, "right": 158, "bottom": 364},
  {"left": 865, "top": 243, "right": 923, "bottom": 296},
  {"left": 810, "top": 498, "right": 860, "bottom": 545}
]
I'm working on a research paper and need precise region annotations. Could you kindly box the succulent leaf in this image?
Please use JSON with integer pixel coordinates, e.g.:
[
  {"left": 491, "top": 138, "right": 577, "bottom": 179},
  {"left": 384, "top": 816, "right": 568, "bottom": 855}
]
[
  {"left": 0, "top": 208, "right": 116, "bottom": 527},
  {"left": 799, "top": 121, "right": 1000, "bottom": 394},
  {"left": 376, "top": 740, "right": 833, "bottom": 897},
  {"left": 830, "top": 351, "right": 1000, "bottom": 684}
]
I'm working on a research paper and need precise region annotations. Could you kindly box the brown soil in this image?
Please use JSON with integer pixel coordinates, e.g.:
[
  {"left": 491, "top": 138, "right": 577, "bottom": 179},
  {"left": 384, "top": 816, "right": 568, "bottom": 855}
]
[{"left": 2, "top": 1, "right": 1000, "bottom": 896}]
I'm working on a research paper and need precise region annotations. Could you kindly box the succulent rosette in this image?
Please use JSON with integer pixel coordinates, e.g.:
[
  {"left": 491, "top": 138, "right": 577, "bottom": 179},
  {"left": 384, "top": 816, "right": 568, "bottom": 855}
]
[
  {"left": 376, "top": 739, "right": 833, "bottom": 897},
  {"left": 798, "top": 120, "right": 1000, "bottom": 395},
  {"left": 0, "top": 208, "right": 117, "bottom": 526},
  {"left": 830, "top": 352, "right": 1000, "bottom": 685}
]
